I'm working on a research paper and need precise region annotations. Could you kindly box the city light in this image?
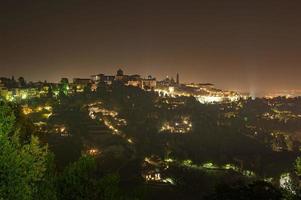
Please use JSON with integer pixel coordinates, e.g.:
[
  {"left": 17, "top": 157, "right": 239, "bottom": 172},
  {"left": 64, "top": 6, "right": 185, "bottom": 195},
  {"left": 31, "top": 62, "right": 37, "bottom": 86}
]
[
  {"left": 43, "top": 113, "right": 52, "bottom": 119},
  {"left": 88, "top": 102, "right": 131, "bottom": 144},
  {"left": 279, "top": 173, "right": 296, "bottom": 194},
  {"left": 160, "top": 117, "right": 192, "bottom": 134},
  {"left": 2, "top": 2, "right": 301, "bottom": 199},
  {"left": 86, "top": 148, "right": 101, "bottom": 156},
  {"left": 196, "top": 95, "right": 223, "bottom": 104},
  {"left": 22, "top": 106, "right": 33, "bottom": 115}
]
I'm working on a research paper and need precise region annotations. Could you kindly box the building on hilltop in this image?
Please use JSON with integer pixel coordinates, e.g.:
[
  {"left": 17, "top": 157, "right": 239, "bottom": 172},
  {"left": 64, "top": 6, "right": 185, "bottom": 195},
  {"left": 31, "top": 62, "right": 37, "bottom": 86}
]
[
  {"left": 117, "top": 69, "right": 124, "bottom": 76},
  {"left": 157, "top": 76, "right": 176, "bottom": 87},
  {"left": 115, "top": 69, "right": 125, "bottom": 81},
  {"left": 141, "top": 75, "right": 157, "bottom": 90},
  {"left": 91, "top": 74, "right": 115, "bottom": 85},
  {"left": 91, "top": 68, "right": 157, "bottom": 90},
  {"left": 73, "top": 78, "right": 91, "bottom": 85},
  {"left": 72, "top": 78, "right": 92, "bottom": 92},
  {"left": 127, "top": 74, "right": 142, "bottom": 88}
]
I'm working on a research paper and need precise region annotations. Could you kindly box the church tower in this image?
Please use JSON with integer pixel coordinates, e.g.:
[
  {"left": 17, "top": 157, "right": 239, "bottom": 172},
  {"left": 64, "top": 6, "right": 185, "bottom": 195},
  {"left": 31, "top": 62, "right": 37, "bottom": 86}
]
[{"left": 176, "top": 73, "right": 179, "bottom": 85}]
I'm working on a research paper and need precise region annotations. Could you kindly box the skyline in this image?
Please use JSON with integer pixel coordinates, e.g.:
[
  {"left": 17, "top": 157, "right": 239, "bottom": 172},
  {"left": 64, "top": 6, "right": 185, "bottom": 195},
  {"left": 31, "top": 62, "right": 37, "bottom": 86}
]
[{"left": 2, "top": 1, "right": 301, "bottom": 95}]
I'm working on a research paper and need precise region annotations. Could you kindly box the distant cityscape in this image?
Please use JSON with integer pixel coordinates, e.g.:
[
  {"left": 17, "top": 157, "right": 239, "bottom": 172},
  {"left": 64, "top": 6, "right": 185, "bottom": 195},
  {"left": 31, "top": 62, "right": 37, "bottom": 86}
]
[{"left": 0, "top": 68, "right": 251, "bottom": 103}]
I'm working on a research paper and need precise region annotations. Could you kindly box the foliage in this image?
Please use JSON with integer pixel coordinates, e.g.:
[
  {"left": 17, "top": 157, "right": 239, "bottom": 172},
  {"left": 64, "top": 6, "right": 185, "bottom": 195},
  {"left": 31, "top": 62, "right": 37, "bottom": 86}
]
[
  {"left": 0, "top": 101, "right": 15, "bottom": 135},
  {"left": 57, "top": 155, "right": 97, "bottom": 200},
  {"left": 295, "top": 157, "right": 301, "bottom": 176},
  {"left": 3, "top": 84, "right": 301, "bottom": 199},
  {"left": 97, "top": 174, "right": 123, "bottom": 200},
  {"left": 0, "top": 102, "right": 56, "bottom": 200},
  {"left": 57, "top": 155, "right": 128, "bottom": 200},
  {"left": 0, "top": 101, "right": 135, "bottom": 200}
]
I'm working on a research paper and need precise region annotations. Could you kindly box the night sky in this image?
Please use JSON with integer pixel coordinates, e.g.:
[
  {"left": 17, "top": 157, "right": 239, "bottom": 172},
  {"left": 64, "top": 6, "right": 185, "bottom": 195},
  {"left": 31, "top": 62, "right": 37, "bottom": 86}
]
[{"left": 1, "top": 0, "right": 301, "bottom": 95}]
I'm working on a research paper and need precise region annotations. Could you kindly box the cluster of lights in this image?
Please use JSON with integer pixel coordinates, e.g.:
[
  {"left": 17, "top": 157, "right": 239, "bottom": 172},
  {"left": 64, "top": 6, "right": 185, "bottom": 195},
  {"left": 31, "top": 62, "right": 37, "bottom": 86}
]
[
  {"left": 103, "top": 119, "right": 120, "bottom": 134},
  {"left": 196, "top": 95, "right": 223, "bottom": 104},
  {"left": 175, "top": 159, "right": 256, "bottom": 177},
  {"left": 262, "top": 109, "right": 301, "bottom": 122},
  {"left": 22, "top": 106, "right": 33, "bottom": 115},
  {"left": 22, "top": 105, "right": 53, "bottom": 118},
  {"left": 155, "top": 86, "right": 241, "bottom": 104},
  {"left": 53, "top": 124, "right": 69, "bottom": 136},
  {"left": 42, "top": 113, "right": 52, "bottom": 119},
  {"left": 89, "top": 104, "right": 118, "bottom": 118},
  {"left": 145, "top": 173, "right": 161, "bottom": 181},
  {"left": 269, "top": 131, "right": 293, "bottom": 152},
  {"left": 0, "top": 81, "right": 103, "bottom": 102},
  {"left": 88, "top": 102, "right": 132, "bottom": 144},
  {"left": 155, "top": 87, "right": 190, "bottom": 98},
  {"left": 2, "top": 88, "right": 50, "bottom": 102},
  {"left": 142, "top": 156, "right": 166, "bottom": 183},
  {"left": 160, "top": 117, "right": 192, "bottom": 134},
  {"left": 86, "top": 148, "right": 101, "bottom": 156},
  {"left": 196, "top": 94, "right": 241, "bottom": 104},
  {"left": 279, "top": 173, "right": 296, "bottom": 194}
]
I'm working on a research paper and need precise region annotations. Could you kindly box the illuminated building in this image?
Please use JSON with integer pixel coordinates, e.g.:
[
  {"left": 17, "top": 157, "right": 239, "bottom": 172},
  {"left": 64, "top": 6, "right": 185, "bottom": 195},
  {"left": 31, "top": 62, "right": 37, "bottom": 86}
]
[
  {"left": 104, "top": 76, "right": 115, "bottom": 85},
  {"left": 157, "top": 76, "right": 176, "bottom": 87},
  {"left": 53, "top": 124, "right": 69, "bottom": 136},
  {"left": 103, "top": 75, "right": 116, "bottom": 85},
  {"left": 142, "top": 156, "right": 164, "bottom": 182},
  {"left": 72, "top": 78, "right": 91, "bottom": 92},
  {"left": 127, "top": 79, "right": 142, "bottom": 87},
  {"left": 127, "top": 76, "right": 157, "bottom": 90},
  {"left": 126, "top": 74, "right": 142, "bottom": 87},
  {"left": 91, "top": 69, "right": 157, "bottom": 90},
  {"left": 141, "top": 75, "right": 157, "bottom": 90},
  {"left": 144, "top": 172, "right": 161, "bottom": 182},
  {"left": 8, "top": 88, "right": 40, "bottom": 100},
  {"left": 91, "top": 83, "right": 97, "bottom": 91},
  {"left": 86, "top": 148, "right": 101, "bottom": 156},
  {"left": 91, "top": 74, "right": 100, "bottom": 83},
  {"left": 156, "top": 80, "right": 243, "bottom": 104},
  {"left": 115, "top": 69, "right": 142, "bottom": 84},
  {"left": 91, "top": 74, "right": 115, "bottom": 85}
]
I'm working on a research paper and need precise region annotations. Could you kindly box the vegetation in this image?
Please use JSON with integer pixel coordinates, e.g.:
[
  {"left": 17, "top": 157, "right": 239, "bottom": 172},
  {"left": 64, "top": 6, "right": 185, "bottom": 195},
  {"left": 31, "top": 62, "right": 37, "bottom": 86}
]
[
  {"left": 0, "top": 102, "right": 136, "bottom": 200},
  {"left": 1, "top": 84, "right": 301, "bottom": 199},
  {"left": 0, "top": 102, "right": 55, "bottom": 199}
]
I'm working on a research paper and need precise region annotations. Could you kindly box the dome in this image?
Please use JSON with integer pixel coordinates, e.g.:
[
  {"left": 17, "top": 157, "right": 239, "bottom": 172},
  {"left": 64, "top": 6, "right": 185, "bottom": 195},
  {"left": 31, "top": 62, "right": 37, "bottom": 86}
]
[{"left": 117, "top": 69, "right": 124, "bottom": 76}]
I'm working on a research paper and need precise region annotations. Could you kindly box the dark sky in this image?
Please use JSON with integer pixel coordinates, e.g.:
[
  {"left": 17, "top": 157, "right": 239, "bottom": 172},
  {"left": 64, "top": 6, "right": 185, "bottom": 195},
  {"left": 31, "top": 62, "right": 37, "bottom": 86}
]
[{"left": 1, "top": 0, "right": 301, "bottom": 95}]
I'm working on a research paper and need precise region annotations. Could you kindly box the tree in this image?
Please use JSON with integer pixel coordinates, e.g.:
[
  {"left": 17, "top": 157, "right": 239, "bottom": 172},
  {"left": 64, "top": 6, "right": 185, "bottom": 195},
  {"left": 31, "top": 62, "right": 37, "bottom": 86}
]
[
  {"left": 0, "top": 102, "right": 15, "bottom": 135},
  {"left": 60, "top": 78, "right": 69, "bottom": 85},
  {"left": 84, "top": 83, "right": 92, "bottom": 94},
  {"left": 0, "top": 102, "right": 56, "bottom": 199},
  {"left": 59, "top": 78, "right": 70, "bottom": 96},
  {"left": 47, "top": 85, "right": 54, "bottom": 98},
  {"left": 97, "top": 174, "right": 123, "bottom": 200},
  {"left": 57, "top": 154, "right": 132, "bottom": 200},
  {"left": 295, "top": 157, "right": 301, "bottom": 176},
  {"left": 57, "top": 155, "right": 97, "bottom": 200}
]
